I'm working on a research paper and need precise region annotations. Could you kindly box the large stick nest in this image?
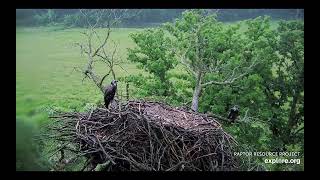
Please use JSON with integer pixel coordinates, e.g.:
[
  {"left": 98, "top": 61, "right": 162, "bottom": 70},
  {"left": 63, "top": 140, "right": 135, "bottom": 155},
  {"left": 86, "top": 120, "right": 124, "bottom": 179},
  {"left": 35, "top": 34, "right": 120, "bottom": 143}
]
[{"left": 45, "top": 100, "right": 239, "bottom": 171}]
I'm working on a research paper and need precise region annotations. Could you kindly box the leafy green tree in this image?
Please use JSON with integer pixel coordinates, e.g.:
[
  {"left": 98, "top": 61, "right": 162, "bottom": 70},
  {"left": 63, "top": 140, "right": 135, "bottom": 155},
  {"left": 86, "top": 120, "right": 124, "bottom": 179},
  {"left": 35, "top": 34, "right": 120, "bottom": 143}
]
[
  {"left": 199, "top": 19, "right": 304, "bottom": 171},
  {"left": 34, "top": 10, "right": 57, "bottom": 25},
  {"left": 126, "top": 13, "right": 304, "bottom": 170},
  {"left": 164, "top": 10, "right": 257, "bottom": 111},
  {"left": 16, "top": 119, "right": 49, "bottom": 170},
  {"left": 62, "top": 13, "right": 82, "bottom": 27},
  {"left": 200, "top": 16, "right": 277, "bottom": 115},
  {"left": 265, "top": 20, "right": 304, "bottom": 151},
  {"left": 127, "top": 28, "right": 177, "bottom": 96}
]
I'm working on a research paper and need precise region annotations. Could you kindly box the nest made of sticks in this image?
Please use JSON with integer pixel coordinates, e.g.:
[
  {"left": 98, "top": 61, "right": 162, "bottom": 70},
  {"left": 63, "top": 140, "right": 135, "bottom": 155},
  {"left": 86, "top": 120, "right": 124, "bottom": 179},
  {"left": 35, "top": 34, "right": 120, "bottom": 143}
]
[{"left": 45, "top": 100, "right": 239, "bottom": 171}]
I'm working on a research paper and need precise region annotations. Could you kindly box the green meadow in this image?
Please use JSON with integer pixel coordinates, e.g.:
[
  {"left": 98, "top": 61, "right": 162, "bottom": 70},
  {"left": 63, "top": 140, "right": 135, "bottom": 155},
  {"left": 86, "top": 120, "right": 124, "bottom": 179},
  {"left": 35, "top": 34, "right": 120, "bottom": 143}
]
[{"left": 16, "top": 27, "right": 144, "bottom": 124}]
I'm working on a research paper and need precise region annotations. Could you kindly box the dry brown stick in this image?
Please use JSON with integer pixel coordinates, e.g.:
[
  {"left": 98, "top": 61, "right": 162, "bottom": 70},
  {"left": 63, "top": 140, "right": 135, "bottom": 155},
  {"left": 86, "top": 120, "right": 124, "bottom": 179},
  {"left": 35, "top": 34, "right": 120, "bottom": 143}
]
[
  {"left": 87, "top": 108, "right": 94, "bottom": 120},
  {"left": 165, "top": 161, "right": 185, "bottom": 171},
  {"left": 95, "top": 135, "right": 116, "bottom": 165},
  {"left": 195, "top": 152, "right": 217, "bottom": 160}
]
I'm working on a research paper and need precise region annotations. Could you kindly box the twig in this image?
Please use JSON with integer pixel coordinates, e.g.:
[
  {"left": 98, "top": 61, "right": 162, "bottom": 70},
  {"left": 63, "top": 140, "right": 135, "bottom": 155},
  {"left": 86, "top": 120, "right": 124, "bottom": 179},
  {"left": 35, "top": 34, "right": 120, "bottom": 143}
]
[{"left": 95, "top": 135, "right": 116, "bottom": 165}]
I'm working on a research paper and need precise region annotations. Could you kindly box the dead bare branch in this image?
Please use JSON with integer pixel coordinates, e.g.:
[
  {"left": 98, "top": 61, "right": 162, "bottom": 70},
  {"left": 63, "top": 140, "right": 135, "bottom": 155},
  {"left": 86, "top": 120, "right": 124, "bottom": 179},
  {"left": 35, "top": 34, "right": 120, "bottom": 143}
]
[
  {"left": 201, "top": 60, "right": 257, "bottom": 87},
  {"left": 92, "top": 30, "right": 111, "bottom": 58},
  {"left": 99, "top": 70, "right": 111, "bottom": 89},
  {"left": 74, "top": 9, "right": 137, "bottom": 93}
]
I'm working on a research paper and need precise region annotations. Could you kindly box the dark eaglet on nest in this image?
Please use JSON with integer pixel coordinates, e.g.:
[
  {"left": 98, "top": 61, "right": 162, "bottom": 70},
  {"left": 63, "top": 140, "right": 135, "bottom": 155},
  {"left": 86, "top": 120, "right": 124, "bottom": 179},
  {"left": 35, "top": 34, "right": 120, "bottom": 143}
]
[
  {"left": 227, "top": 105, "right": 240, "bottom": 123},
  {"left": 104, "top": 80, "right": 118, "bottom": 108}
]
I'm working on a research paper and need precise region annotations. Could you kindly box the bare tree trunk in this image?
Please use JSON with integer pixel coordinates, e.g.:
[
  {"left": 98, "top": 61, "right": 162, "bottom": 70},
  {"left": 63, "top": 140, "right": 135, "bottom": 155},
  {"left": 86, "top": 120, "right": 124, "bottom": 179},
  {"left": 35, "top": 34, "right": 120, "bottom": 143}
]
[
  {"left": 111, "top": 69, "right": 116, "bottom": 80},
  {"left": 288, "top": 92, "right": 299, "bottom": 129},
  {"left": 126, "top": 83, "right": 129, "bottom": 101},
  {"left": 191, "top": 85, "right": 201, "bottom": 112},
  {"left": 191, "top": 72, "right": 202, "bottom": 112},
  {"left": 87, "top": 70, "right": 104, "bottom": 93}
]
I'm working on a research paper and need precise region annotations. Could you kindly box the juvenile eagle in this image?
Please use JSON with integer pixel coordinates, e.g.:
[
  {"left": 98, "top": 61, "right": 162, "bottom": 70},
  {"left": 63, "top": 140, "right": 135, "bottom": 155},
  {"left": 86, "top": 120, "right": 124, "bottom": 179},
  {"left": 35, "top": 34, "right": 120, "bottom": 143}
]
[
  {"left": 227, "top": 105, "right": 239, "bottom": 123},
  {"left": 104, "top": 80, "right": 118, "bottom": 109}
]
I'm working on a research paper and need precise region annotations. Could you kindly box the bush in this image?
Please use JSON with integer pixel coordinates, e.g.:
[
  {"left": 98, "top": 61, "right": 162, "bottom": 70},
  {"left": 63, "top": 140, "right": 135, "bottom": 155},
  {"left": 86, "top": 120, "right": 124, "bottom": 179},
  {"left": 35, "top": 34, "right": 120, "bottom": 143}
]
[
  {"left": 62, "top": 13, "right": 81, "bottom": 27},
  {"left": 127, "top": 28, "right": 178, "bottom": 97},
  {"left": 34, "top": 10, "right": 57, "bottom": 26},
  {"left": 16, "top": 118, "right": 49, "bottom": 170}
]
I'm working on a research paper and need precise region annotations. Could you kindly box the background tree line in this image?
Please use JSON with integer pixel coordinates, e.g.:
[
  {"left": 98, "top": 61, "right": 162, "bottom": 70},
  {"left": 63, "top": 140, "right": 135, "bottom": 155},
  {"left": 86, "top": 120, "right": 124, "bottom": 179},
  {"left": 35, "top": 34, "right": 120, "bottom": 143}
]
[{"left": 16, "top": 9, "right": 304, "bottom": 27}]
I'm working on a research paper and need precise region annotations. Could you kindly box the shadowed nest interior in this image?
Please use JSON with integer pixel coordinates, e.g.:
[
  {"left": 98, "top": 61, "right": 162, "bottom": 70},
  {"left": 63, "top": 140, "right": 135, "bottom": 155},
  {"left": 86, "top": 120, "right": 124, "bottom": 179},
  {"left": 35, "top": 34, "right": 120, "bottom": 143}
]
[{"left": 44, "top": 100, "right": 239, "bottom": 171}]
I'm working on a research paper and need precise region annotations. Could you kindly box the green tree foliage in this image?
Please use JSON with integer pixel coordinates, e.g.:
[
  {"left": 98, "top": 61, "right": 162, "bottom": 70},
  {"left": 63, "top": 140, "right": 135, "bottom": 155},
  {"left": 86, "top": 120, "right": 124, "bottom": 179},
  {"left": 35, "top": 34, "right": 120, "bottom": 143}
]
[
  {"left": 266, "top": 20, "right": 304, "bottom": 151},
  {"left": 34, "top": 10, "right": 57, "bottom": 26},
  {"left": 62, "top": 13, "right": 82, "bottom": 27},
  {"left": 199, "top": 19, "right": 304, "bottom": 170},
  {"left": 127, "top": 11, "right": 304, "bottom": 170},
  {"left": 127, "top": 28, "right": 177, "bottom": 97},
  {"left": 164, "top": 10, "right": 258, "bottom": 111},
  {"left": 16, "top": 119, "right": 49, "bottom": 171},
  {"left": 200, "top": 16, "right": 277, "bottom": 121}
]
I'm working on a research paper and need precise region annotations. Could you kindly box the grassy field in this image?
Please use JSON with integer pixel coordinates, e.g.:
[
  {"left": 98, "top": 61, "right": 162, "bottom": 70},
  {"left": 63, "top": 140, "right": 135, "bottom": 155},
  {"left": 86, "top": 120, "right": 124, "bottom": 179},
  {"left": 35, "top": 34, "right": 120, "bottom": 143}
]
[{"left": 16, "top": 27, "right": 146, "bottom": 125}]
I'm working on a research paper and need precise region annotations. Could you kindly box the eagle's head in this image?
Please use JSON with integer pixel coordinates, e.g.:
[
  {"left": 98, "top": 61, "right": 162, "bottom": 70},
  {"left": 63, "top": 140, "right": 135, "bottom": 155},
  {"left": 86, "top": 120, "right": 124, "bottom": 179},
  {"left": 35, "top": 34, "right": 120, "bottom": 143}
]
[{"left": 111, "top": 80, "right": 118, "bottom": 86}]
